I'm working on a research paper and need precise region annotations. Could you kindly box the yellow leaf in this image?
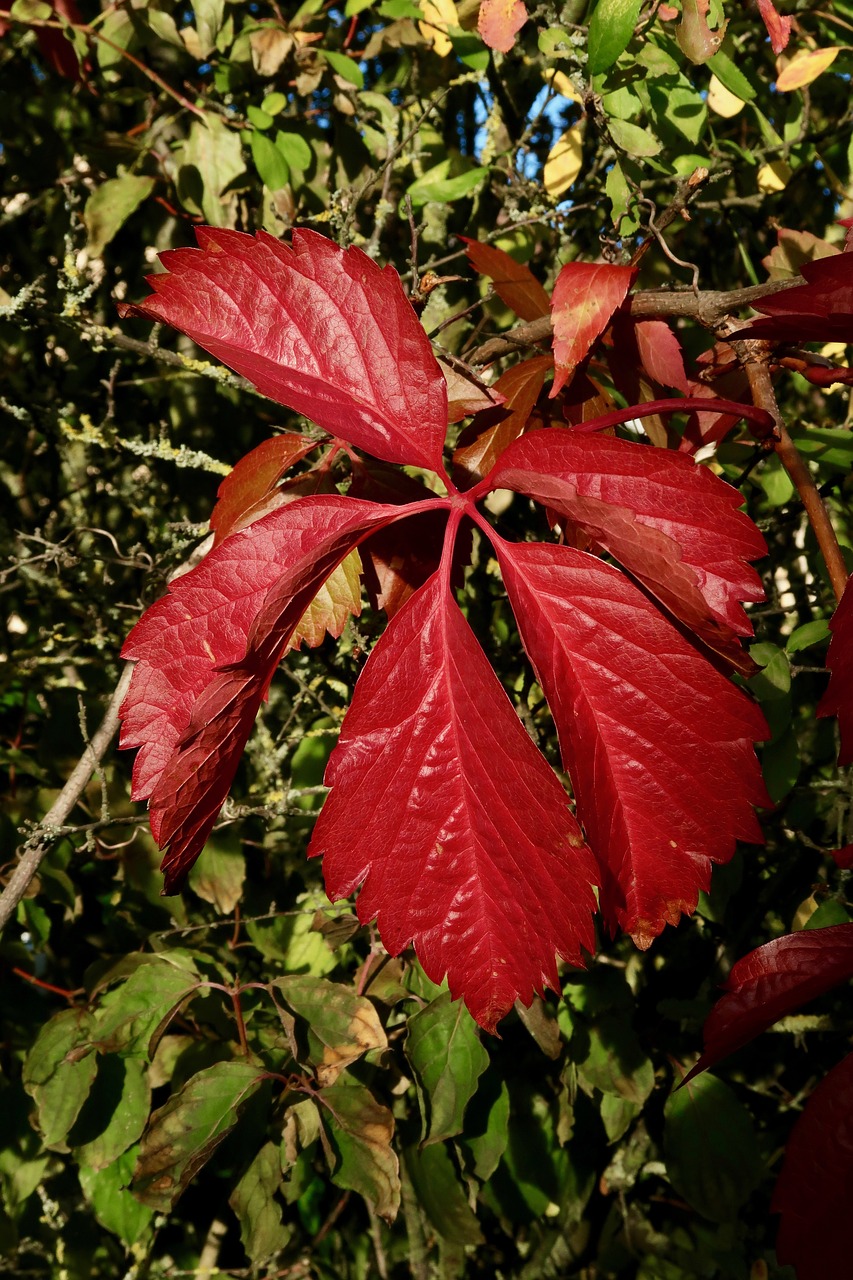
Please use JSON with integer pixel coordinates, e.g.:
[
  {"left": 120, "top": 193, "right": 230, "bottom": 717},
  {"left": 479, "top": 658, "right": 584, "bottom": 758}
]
[
  {"left": 290, "top": 549, "right": 363, "bottom": 651},
  {"left": 707, "top": 73, "right": 745, "bottom": 118},
  {"left": 544, "top": 123, "right": 584, "bottom": 198},
  {"left": 418, "top": 0, "right": 457, "bottom": 58},
  {"left": 544, "top": 68, "right": 583, "bottom": 102},
  {"left": 776, "top": 46, "right": 840, "bottom": 92},
  {"left": 757, "top": 160, "right": 792, "bottom": 193}
]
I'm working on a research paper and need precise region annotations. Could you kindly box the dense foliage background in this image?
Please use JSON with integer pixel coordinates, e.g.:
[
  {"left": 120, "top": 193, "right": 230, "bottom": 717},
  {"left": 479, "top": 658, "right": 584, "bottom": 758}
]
[{"left": 2, "top": 0, "right": 853, "bottom": 1276}]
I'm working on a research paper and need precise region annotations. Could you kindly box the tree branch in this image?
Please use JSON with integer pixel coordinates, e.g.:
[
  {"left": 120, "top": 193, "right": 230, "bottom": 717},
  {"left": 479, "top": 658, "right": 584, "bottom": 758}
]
[
  {"left": 0, "top": 663, "right": 135, "bottom": 932},
  {"left": 467, "top": 277, "right": 803, "bottom": 365},
  {"left": 733, "top": 339, "right": 849, "bottom": 603}
]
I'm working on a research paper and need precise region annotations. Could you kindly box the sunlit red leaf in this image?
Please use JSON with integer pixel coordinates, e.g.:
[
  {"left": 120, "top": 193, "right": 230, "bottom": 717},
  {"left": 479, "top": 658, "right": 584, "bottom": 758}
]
[
  {"left": 757, "top": 0, "right": 791, "bottom": 53},
  {"left": 481, "top": 429, "right": 766, "bottom": 673},
  {"left": 477, "top": 0, "right": 528, "bottom": 54},
  {"left": 773, "top": 1051, "right": 853, "bottom": 1280},
  {"left": 495, "top": 539, "right": 767, "bottom": 946},
  {"left": 210, "top": 434, "right": 319, "bottom": 546},
  {"left": 686, "top": 923, "right": 853, "bottom": 1080},
  {"left": 121, "top": 496, "right": 423, "bottom": 889},
  {"left": 817, "top": 575, "right": 853, "bottom": 764},
  {"left": 550, "top": 262, "right": 636, "bottom": 398},
  {"left": 461, "top": 238, "right": 550, "bottom": 322},
  {"left": 118, "top": 228, "right": 448, "bottom": 471},
  {"left": 311, "top": 572, "right": 598, "bottom": 1032},
  {"left": 453, "top": 355, "right": 552, "bottom": 482},
  {"left": 737, "top": 251, "right": 853, "bottom": 343}
]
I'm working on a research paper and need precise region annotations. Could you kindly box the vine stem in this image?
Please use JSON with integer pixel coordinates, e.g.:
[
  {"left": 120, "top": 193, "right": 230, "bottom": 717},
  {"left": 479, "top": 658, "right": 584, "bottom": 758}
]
[
  {"left": 0, "top": 663, "right": 134, "bottom": 933},
  {"left": 734, "top": 339, "right": 849, "bottom": 602}
]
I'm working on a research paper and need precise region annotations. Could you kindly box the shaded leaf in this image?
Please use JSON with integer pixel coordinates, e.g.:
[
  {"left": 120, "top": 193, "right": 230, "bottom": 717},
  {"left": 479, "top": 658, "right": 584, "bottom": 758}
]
[
  {"left": 83, "top": 174, "right": 154, "bottom": 258},
  {"left": 772, "top": 1051, "right": 853, "bottom": 1280},
  {"left": 187, "top": 835, "right": 246, "bottom": 914},
  {"left": 318, "top": 1081, "right": 400, "bottom": 1221},
  {"left": 272, "top": 975, "right": 387, "bottom": 1086},
  {"left": 229, "top": 1141, "right": 291, "bottom": 1263},
  {"left": 632, "top": 319, "right": 689, "bottom": 392},
  {"left": 132, "top": 1060, "right": 266, "bottom": 1211},
  {"left": 686, "top": 924, "right": 853, "bottom": 1080},
  {"left": 174, "top": 116, "right": 246, "bottom": 227},
  {"left": 462, "top": 238, "right": 550, "bottom": 321},
  {"left": 22, "top": 1009, "right": 97, "bottom": 1151},
  {"left": 484, "top": 428, "right": 767, "bottom": 673},
  {"left": 817, "top": 576, "right": 853, "bottom": 765},
  {"left": 737, "top": 252, "right": 853, "bottom": 343},
  {"left": 312, "top": 572, "right": 598, "bottom": 1033},
  {"left": 71, "top": 1056, "right": 150, "bottom": 1170},
  {"left": 496, "top": 540, "right": 767, "bottom": 945},
  {"left": 405, "top": 990, "right": 489, "bottom": 1145},
  {"left": 92, "top": 954, "right": 201, "bottom": 1058},
  {"left": 457, "top": 1073, "right": 510, "bottom": 1181},
  {"left": 664, "top": 1074, "right": 762, "bottom": 1221},
  {"left": 79, "top": 1146, "right": 154, "bottom": 1246},
  {"left": 118, "top": 228, "right": 448, "bottom": 471},
  {"left": 404, "top": 1140, "right": 483, "bottom": 1244},
  {"left": 477, "top": 0, "right": 527, "bottom": 53},
  {"left": 550, "top": 262, "right": 636, "bottom": 397}
]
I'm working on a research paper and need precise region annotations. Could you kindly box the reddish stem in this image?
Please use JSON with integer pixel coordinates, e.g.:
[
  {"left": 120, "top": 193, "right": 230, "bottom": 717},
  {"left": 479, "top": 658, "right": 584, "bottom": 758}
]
[{"left": 12, "top": 967, "right": 83, "bottom": 1001}]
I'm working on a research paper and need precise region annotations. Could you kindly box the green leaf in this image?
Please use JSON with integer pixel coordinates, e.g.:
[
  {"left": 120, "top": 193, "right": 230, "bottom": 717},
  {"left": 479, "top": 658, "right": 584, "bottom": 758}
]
[
  {"left": 271, "top": 975, "right": 387, "bottom": 1085},
  {"left": 576, "top": 1014, "right": 655, "bottom": 1105},
  {"left": 760, "top": 726, "right": 800, "bottom": 803},
  {"left": 378, "top": 0, "right": 422, "bottom": 16},
  {"left": 262, "top": 91, "right": 287, "bottom": 114},
  {"left": 587, "top": 0, "right": 641, "bottom": 75},
  {"left": 246, "top": 104, "right": 275, "bottom": 130},
  {"left": 274, "top": 130, "right": 313, "bottom": 172},
  {"left": 664, "top": 1074, "right": 763, "bottom": 1222},
  {"left": 246, "top": 899, "right": 337, "bottom": 975},
  {"left": 607, "top": 118, "right": 661, "bottom": 157},
  {"left": 0, "top": 1085, "right": 50, "bottom": 1214},
  {"left": 404, "top": 1141, "right": 483, "bottom": 1245},
  {"left": 406, "top": 159, "right": 489, "bottom": 207},
  {"left": 449, "top": 30, "right": 490, "bottom": 72},
  {"left": 405, "top": 991, "right": 489, "bottom": 1145},
  {"left": 786, "top": 619, "right": 831, "bottom": 653},
  {"left": 346, "top": 0, "right": 375, "bottom": 11},
  {"left": 187, "top": 834, "right": 245, "bottom": 914},
  {"left": 457, "top": 1073, "right": 510, "bottom": 1182},
  {"left": 317, "top": 1080, "right": 400, "bottom": 1221},
  {"left": 229, "top": 1142, "right": 291, "bottom": 1263},
  {"left": 708, "top": 41, "right": 758, "bottom": 102},
  {"left": 250, "top": 128, "right": 290, "bottom": 190},
  {"left": 321, "top": 49, "right": 365, "bottom": 89},
  {"left": 83, "top": 173, "right": 154, "bottom": 259},
  {"left": 132, "top": 1060, "right": 266, "bottom": 1211},
  {"left": 93, "top": 954, "right": 201, "bottom": 1058},
  {"left": 11, "top": 0, "right": 52, "bottom": 18},
  {"left": 79, "top": 1146, "right": 155, "bottom": 1246},
  {"left": 175, "top": 115, "right": 246, "bottom": 227},
  {"left": 71, "top": 1055, "right": 150, "bottom": 1170},
  {"left": 22, "top": 1008, "right": 97, "bottom": 1151},
  {"left": 749, "top": 646, "right": 792, "bottom": 700},
  {"left": 600, "top": 1093, "right": 641, "bottom": 1143}
]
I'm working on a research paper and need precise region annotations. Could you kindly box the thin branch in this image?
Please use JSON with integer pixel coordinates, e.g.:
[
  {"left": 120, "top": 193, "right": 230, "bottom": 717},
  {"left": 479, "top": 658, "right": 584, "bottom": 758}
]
[
  {"left": 466, "top": 278, "right": 803, "bottom": 365},
  {"left": 734, "top": 339, "right": 849, "bottom": 603},
  {"left": 0, "top": 663, "right": 135, "bottom": 932}
]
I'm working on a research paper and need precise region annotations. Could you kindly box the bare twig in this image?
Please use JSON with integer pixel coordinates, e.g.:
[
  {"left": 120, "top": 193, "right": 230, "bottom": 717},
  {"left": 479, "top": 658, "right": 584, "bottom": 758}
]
[
  {"left": 467, "top": 277, "right": 803, "bottom": 365},
  {"left": 0, "top": 663, "right": 134, "bottom": 932},
  {"left": 733, "top": 339, "right": 849, "bottom": 603}
]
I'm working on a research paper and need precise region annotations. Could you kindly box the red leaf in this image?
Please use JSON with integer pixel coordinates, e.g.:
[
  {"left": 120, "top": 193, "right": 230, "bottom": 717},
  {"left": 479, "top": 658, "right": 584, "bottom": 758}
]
[
  {"left": 440, "top": 358, "right": 505, "bottom": 424},
  {"left": 462, "top": 238, "right": 551, "bottom": 322},
  {"left": 210, "top": 434, "right": 318, "bottom": 546},
  {"left": 737, "top": 252, "right": 853, "bottom": 343},
  {"left": 550, "top": 263, "right": 636, "bottom": 398},
  {"left": 477, "top": 0, "right": 528, "bottom": 53},
  {"left": 632, "top": 320, "right": 689, "bottom": 393},
  {"left": 757, "top": 0, "right": 792, "bottom": 54},
  {"left": 121, "top": 496, "right": 420, "bottom": 888},
  {"left": 453, "top": 355, "right": 552, "bottom": 483},
  {"left": 831, "top": 844, "right": 853, "bottom": 869},
  {"left": 818, "top": 575, "right": 853, "bottom": 764},
  {"left": 495, "top": 539, "right": 767, "bottom": 946},
  {"left": 118, "top": 228, "right": 448, "bottom": 472},
  {"left": 310, "top": 572, "right": 598, "bottom": 1032},
  {"left": 481, "top": 429, "right": 766, "bottom": 674},
  {"left": 773, "top": 1052, "right": 853, "bottom": 1280},
  {"left": 686, "top": 924, "right": 853, "bottom": 1080}
]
